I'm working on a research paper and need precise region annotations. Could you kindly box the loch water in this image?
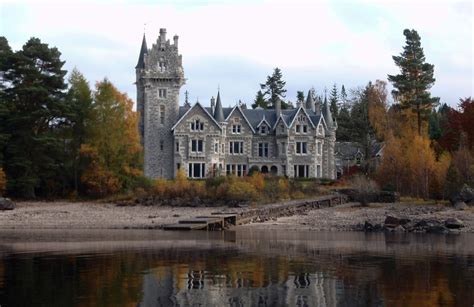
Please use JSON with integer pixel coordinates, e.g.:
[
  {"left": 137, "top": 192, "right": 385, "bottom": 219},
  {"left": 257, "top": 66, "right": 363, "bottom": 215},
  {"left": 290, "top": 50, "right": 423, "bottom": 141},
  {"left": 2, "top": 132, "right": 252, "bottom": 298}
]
[{"left": 0, "top": 229, "right": 472, "bottom": 307}]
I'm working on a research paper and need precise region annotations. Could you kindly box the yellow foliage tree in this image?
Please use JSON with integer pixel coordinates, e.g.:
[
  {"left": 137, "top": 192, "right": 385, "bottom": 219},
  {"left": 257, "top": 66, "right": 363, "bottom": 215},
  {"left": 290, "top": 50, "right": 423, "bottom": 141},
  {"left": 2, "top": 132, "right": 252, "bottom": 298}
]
[
  {"left": 376, "top": 134, "right": 405, "bottom": 192},
  {"left": 406, "top": 135, "right": 437, "bottom": 198},
  {"left": 80, "top": 79, "right": 143, "bottom": 196}
]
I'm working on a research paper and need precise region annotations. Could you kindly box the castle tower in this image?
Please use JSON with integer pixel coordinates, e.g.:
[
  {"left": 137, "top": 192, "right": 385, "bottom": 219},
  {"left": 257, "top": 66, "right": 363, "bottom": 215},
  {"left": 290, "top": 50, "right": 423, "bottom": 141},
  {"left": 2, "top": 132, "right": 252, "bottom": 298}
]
[
  {"left": 322, "top": 98, "right": 337, "bottom": 179},
  {"left": 136, "top": 28, "right": 185, "bottom": 178}
]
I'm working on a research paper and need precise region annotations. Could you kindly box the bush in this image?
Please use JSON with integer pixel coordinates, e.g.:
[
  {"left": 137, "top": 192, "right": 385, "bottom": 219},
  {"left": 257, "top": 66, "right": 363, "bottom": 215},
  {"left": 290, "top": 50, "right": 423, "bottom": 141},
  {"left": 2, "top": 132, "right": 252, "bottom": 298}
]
[
  {"left": 0, "top": 168, "right": 6, "bottom": 196},
  {"left": 349, "top": 174, "right": 379, "bottom": 206},
  {"left": 81, "top": 163, "right": 121, "bottom": 197},
  {"left": 227, "top": 180, "right": 258, "bottom": 201}
]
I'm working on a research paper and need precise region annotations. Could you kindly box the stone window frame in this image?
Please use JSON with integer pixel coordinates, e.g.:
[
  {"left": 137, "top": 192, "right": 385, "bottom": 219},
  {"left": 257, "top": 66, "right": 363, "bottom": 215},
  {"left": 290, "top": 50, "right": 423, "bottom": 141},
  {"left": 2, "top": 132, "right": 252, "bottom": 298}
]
[
  {"left": 190, "top": 119, "right": 204, "bottom": 132},
  {"left": 317, "top": 142, "right": 322, "bottom": 155},
  {"left": 188, "top": 163, "right": 206, "bottom": 179},
  {"left": 258, "top": 142, "right": 269, "bottom": 157},
  {"left": 226, "top": 164, "right": 247, "bottom": 177},
  {"left": 191, "top": 139, "right": 204, "bottom": 153},
  {"left": 295, "top": 125, "right": 301, "bottom": 134},
  {"left": 158, "top": 88, "right": 167, "bottom": 99},
  {"left": 302, "top": 125, "right": 308, "bottom": 133},
  {"left": 229, "top": 141, "right": 244, "bottom": 155},
  {"left": 232, "top": 124, "right": 241, "bottom": 134},
  {"left": 160, "top": 105, "right": 165, "bottom": 125},
  {"left": 294, "top": 164, "right": 309, "bottom": 178},
  {"left": 295, "top": 142, "right": 308, "bottom": 155}
]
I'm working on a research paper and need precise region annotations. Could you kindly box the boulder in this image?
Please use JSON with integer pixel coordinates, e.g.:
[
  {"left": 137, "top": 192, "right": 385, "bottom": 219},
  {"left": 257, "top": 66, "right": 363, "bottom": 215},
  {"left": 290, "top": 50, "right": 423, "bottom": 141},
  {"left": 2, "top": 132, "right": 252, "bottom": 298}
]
[
  {"left": 444, "top": 218, "right": 464, "bottom": 229},
  {"left": 426, "top": 224, "right": 449, "bottom": 234},
  {"left": 454, "top": 201, "right": 468, "bottom": 210},
  {"left": 459, "top": 185, "right": 474, "bottom": 204},
  {"left": 384, "top": 215, "right": 402, "bottom": 228},
  {"left": 450, "top": 184, "right": 474, "bottom": 205},
  {"left": 393, "top": 225, "right": 405, "bottom": 232},
  {"left": 0, "top": 197, "right": 15, "bottom": 210}
]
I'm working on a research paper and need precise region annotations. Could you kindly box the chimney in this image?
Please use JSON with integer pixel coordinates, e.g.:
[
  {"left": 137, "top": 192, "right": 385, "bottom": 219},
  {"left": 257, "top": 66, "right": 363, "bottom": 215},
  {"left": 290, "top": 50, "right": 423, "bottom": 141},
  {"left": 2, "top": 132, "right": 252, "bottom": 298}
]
[
  {"left": 159, "top": 28, "right": 167, "bottom": 43},
  {"left": 275, "top": 98, "right": 281, "bottom": 117},
  {"left": 173, "top": 35, "right": 179, "bottom": 49},
  {"left": 210, "top": 96, "right": 215, "bottom": 114}
]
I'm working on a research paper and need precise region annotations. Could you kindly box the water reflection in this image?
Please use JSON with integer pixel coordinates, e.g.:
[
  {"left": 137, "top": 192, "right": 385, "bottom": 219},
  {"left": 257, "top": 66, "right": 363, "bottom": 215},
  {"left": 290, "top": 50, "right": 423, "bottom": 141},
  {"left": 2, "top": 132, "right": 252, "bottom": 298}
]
[{"left": 0, "top": 230, "right": 472, "bottom": 307}]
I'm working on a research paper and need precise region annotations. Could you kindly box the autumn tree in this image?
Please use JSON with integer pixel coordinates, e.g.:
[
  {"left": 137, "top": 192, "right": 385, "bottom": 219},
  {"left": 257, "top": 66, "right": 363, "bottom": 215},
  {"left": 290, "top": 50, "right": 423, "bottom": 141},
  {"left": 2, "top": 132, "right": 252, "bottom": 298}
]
[
  {"left": 80, "top": 79, "right": 142, "bottom": 196},
  {"left": 388, "top": 29, "right": 439, "bottom": 136},
  {"left": 367, "top": 80, "right": 390, "bottom": 140}
]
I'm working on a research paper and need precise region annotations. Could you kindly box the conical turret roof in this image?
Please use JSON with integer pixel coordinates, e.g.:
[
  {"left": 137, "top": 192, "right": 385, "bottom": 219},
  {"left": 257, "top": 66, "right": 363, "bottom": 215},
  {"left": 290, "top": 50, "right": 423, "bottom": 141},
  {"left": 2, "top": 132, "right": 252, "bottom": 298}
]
[
  {"left": 135, "top": 34, "right": 148, "bottom": 69},
  {"left": 305, "top": 90, "right": 313, "bottom": 110},
  {"left": 214, "top": 90, "right": 225, "bottom": 122}
]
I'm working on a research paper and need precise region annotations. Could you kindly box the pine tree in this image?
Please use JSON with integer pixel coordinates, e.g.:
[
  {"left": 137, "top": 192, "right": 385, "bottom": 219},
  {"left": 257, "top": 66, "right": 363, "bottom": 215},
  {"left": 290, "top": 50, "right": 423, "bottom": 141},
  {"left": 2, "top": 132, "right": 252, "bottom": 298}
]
[
  {"left": 388, "top": 29, "right": 439, "bottom": 136},
  {"left": 1, "top": 37, "right": 68, "bottom": 197},
  {"left": 260, "top": 67, "right": 289, "bottom": 109},
  {"left": 296, "top": 91, "right": 305, "bottom": 105},
  {"left": 252, "top": 90, "right": 268, "bottom": 109},
  {"left": 340, "top": 85, "right": 348, "bottom": 108},
  {"left": 329, "top": 83, "right": 339, "bottom": 118}
]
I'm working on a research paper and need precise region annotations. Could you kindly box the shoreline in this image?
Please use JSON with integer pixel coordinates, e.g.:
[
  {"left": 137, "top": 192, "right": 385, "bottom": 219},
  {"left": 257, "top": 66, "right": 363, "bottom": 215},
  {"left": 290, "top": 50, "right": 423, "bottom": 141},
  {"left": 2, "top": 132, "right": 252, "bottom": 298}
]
[{"left": 0, "top": 200, "right": 473, "bottom": 233}]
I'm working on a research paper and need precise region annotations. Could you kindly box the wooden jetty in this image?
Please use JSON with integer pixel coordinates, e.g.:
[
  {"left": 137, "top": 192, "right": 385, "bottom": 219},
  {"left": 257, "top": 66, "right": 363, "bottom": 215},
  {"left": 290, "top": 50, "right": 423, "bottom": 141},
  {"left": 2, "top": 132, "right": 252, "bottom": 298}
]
[{"left": 162, "top": 194, "right": 347, "bottom": 231}]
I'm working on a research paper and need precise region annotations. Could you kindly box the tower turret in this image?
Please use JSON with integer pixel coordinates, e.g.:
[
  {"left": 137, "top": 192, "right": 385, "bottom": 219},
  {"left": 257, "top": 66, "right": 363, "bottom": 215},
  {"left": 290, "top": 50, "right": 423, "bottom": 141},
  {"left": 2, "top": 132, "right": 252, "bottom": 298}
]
[
  {"left": 214, "top": 90, "right": 225, "bottom": 122},
  {"left": 305, "top": 89, "right": 314, "bottom": 112},
  {"left": 136, "top": 28, "right": 185, "bottom": 179}
]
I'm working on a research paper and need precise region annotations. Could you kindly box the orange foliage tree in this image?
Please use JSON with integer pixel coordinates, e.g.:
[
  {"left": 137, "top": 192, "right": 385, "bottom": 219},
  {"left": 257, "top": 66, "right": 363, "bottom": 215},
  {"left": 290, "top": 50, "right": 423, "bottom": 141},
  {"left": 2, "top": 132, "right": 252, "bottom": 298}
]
[{"left": 80, "top": 79, "right": 142, "bottom": 196}]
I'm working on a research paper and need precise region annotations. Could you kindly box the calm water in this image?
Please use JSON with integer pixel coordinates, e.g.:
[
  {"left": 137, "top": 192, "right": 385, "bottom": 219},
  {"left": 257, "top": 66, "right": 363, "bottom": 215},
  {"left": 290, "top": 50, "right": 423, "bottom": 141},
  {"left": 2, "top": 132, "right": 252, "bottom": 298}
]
[{"left": 0, "top": 229, "right": 472, "bottom": 307}]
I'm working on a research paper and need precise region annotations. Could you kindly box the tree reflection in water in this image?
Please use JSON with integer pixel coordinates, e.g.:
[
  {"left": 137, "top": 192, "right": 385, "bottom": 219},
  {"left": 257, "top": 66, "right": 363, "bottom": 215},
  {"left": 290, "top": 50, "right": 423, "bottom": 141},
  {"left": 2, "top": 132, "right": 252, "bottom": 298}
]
[{"left": 0, "top": 230, "right": 472, "bottom": 307}]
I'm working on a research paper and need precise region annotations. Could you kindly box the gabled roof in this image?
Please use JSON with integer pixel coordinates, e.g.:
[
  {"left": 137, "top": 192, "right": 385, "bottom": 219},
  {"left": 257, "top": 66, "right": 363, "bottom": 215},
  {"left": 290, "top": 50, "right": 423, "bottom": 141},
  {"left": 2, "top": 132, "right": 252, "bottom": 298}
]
[
  {"left": 225, "top": 105, "right": 256, "bottom": 133},
  {"left": 287, "top": 107, "right": 316, "bottom": 128},
  {"left": 135, "top": 34, "right": 148, "bottom": 69},
  {"left": 172, "top": 102, "right": 221, "bottom": 131},
  {"left": 256, "top": 114, "right": 271, "bottom": 129}
]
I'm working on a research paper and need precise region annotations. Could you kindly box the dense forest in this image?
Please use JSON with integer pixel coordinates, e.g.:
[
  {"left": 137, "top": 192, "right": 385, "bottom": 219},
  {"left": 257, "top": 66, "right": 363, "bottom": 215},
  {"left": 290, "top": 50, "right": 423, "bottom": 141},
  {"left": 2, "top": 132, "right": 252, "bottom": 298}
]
[{"left": 0, "top": 29, "right": 472, "bottom": 200}]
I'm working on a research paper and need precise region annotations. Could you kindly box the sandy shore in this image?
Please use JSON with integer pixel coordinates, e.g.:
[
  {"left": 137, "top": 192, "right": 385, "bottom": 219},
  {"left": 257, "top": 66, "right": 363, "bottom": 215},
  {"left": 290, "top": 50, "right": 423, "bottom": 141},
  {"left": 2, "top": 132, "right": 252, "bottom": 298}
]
[{"left": 1, "top": 200, "right": 473, "bottom": 232}]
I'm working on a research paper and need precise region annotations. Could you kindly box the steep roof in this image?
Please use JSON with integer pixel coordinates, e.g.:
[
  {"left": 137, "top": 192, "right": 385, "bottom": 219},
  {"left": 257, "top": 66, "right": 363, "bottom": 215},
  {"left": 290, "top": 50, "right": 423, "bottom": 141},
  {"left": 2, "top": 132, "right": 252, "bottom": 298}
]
[
  {"left": 135, "top": 34, "right": 148, "bottom": 69},
  {"left": 305, "top": 90, "right": 314, "bottom": 110},
  {"left": 214, "top": 91, "right": 225, "bottom": 122}
]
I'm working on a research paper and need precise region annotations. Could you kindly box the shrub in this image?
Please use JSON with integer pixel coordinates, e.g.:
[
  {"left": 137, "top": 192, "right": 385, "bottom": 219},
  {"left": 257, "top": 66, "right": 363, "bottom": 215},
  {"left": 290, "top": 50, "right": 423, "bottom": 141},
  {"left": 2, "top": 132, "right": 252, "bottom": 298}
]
[
  {"left": 350, "top": 174, "right": 379, "bottom": 206},
  {"left": 81, "top": 163, "right": 121, "bottom": 197},
  {"left": 0, "top": 168, "right": 6, "bottom": 196},
  {"left": 227, "top": 180, "right": 258, "bottom": 201},
  {"left": 247, "top": 172, "right": 265, "bottom": 192}
]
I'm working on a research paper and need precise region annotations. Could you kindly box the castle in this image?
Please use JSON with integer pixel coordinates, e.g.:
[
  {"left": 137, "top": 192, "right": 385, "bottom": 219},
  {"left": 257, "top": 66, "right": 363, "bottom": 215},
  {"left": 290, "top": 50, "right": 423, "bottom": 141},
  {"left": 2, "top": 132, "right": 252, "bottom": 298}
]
[{"left": 136, "top": 29, "right": 337, "bottom": 180}]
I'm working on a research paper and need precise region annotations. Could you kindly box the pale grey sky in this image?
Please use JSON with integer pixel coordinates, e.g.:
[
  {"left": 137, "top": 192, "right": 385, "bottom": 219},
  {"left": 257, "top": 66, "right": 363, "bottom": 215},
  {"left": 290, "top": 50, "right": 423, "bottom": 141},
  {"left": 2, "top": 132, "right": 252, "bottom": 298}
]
[{"left": 1, "top": 0, "right": 472, "bottom": 108}]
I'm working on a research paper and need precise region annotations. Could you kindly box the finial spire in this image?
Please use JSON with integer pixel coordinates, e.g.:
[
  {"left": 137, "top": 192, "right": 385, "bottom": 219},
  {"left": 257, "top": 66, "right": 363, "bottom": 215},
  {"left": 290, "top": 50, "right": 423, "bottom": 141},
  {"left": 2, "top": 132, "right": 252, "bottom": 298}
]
[{"left": 135, "top": 33, "right": 148, "bottom": 69}]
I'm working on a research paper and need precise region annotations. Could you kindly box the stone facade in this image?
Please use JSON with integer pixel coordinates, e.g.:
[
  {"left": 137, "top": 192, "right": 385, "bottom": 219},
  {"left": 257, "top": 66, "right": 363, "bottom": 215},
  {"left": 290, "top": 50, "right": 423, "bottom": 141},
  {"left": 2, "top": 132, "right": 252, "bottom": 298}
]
[{"left": 136, "top": 29, "right": 337, "bottom": 179}]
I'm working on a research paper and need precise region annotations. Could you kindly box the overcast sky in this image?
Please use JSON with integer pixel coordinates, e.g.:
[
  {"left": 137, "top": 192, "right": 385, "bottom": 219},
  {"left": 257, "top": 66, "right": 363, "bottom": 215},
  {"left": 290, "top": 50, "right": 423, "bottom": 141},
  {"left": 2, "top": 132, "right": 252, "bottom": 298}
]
[{"left": 1, "top": 0, "right": 472, "bottom": 108}]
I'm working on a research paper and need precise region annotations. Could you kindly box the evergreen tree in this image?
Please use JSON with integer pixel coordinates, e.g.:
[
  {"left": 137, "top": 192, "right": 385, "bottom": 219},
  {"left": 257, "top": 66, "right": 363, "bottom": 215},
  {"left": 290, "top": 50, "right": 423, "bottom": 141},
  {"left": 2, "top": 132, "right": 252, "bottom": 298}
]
[
  {"left": 66, "top": 68, "right": 93, "bottom": 194},
  {"left": 260, "top": 67, "right": 289, "bottom": 109},
  {"left": 336, "top": 105, "right": 352, "bottom": 141},
  {"left": 0, "top": 37, "right": 12, "bottom": 167},
  {"left": 340, "top": 85, "right": 348, "bottom": 108},
  {"left": 296, "top": 91, "right": 305, "bottom": 105},
  {"left": 1, "top": 37, "right": 68, "bottom": 197},
  {"left": 388, "top": 29, "right": 439, "bottom": 136},
  {"left": 329, "top": 83, "right": 339, "bottom": 118},
  {"left": 252, "top": 90, "right": 267, "bottom": 109}
]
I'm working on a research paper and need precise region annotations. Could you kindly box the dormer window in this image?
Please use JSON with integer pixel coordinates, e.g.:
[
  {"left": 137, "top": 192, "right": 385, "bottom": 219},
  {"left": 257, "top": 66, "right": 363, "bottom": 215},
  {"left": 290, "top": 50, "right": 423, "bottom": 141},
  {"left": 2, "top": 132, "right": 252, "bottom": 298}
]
[
  {"left": 260, "top": 125, "right": 266, "bottom": 134},
  {"left": 190, "top": 119, "right": 204, "bottom": 131},
  {"left": 295, "top": 125, "right": 301, "bottom": 133}
]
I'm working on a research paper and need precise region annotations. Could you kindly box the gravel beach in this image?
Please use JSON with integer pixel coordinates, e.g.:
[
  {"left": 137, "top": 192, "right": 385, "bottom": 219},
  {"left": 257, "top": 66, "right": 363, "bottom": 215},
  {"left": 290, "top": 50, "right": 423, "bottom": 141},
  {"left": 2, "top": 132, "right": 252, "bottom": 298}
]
[{"left": 1, "top": 200, "right": 473, "bottom": 232}]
